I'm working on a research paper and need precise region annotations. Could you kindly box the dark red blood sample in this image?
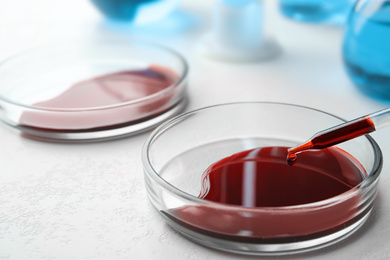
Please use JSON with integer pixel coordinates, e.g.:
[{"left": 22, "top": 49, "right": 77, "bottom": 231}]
[
  {"left": 200, "top": 146, "right": 363, "bottom": 207},
  {"left": 169, "top": 146, "right": 366, "bottom": 240},
  {"left": 287, "top": 116, "right": 376, "bottom": 165},
  {"left": 20, "top": 65, "right": 178, "bottom": 130}
]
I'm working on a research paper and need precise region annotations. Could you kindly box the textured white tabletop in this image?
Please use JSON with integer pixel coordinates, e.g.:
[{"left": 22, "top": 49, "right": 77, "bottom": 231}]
[{"left": 1, "top": 0, "right": 390, "bottom": 259}]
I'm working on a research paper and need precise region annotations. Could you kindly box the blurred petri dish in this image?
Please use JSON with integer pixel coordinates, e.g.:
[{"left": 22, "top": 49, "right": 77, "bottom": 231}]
[{"left": 0, "top": 40, "right": 188, "bottom": 142}]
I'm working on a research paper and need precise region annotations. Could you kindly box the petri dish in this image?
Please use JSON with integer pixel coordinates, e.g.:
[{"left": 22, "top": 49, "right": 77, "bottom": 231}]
[
  {"left": 0, "top": 40, "right": 188, "bottom": 142},
  {"left": 142, "top": 102, "right": 382, "bottom": 256}
]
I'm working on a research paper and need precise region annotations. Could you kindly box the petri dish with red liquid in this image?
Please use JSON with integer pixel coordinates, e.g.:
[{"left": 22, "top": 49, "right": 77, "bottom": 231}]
[
  {"left": 0, "top": 40, "right": 188, "bottom": 142},
  {"left": 142, "top": 102, "right": 383, "bottom": 256}
]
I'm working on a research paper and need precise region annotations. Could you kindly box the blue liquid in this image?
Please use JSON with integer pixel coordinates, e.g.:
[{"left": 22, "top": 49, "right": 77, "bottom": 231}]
[
  {"left": 91, "top": 0, "right": 180, "bottom": 24},
  {"left": 343, "top": 1, "right": 390, "bottom": 100},
  {"left": 279, "top": 0, "right": 355, "bottom": 24}
]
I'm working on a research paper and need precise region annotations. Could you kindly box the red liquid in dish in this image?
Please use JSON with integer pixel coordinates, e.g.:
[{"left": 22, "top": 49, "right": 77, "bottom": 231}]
[
  {"left": 20, "top": 66, "right": 179, "bottom": 130},
  {"left": 200, "top": 147, "right": 363, "bottom": 206},
  {"left": 287, "top": 116, "right": 376, "bottom": 165},
  {"left": 168, "top": 146, "right": 366, "bottom": 240}
]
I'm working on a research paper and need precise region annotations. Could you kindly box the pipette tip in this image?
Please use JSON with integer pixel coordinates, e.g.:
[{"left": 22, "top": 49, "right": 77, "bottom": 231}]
[{"left": 287, "top": 140, "right": 314, "bottom": 166}]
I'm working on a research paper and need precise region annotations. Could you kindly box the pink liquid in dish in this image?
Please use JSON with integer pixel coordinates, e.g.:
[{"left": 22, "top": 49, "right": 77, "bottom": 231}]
[{"left": 20, "top": 65, "right": 179, "bottom": 130}]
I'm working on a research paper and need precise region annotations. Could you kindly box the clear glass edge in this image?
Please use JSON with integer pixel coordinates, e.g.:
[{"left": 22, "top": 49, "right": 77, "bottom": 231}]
[{"left": 141, "top": 101, "right": 383, "bottom": 211}]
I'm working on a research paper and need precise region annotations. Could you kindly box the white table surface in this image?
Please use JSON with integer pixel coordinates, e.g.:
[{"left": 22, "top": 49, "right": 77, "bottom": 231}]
[{"left": 1, "top": 0, "right": 390, "bottom": 259}]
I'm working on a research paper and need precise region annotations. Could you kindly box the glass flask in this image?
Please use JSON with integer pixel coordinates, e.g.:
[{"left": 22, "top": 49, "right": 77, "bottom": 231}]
[
  {"left": 279, "top": 0, "right": 356, "bottom": 24},
  {"left": 90, "top": 0, "right": 181, "bottom": 24},
  {"left": 343, "top": 0, "right": 390, "bottom": 100}
]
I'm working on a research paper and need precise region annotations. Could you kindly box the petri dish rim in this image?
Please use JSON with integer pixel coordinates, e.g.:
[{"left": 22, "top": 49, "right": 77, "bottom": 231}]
[
  {"left": 0, "top": 40, "right": 189, "bottom": 112},
  {"left": 142, "top": 101, "right": 383, "bottom": 212}
]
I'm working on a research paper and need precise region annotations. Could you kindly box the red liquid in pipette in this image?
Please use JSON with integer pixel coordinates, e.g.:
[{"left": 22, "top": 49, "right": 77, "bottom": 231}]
[{"left": 287, "top": 116, "right": 376, "bottom": 165}]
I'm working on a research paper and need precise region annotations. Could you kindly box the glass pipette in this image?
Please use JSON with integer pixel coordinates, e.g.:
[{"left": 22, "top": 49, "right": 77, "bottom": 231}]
[{"left": 287, "top": 107, "right": 390, "bottom": 165}]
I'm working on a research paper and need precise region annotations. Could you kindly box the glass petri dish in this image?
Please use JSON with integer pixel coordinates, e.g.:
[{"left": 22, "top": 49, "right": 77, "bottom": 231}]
[
  {"left": 142, "top": 102, "right": 382, "bottom": 256},
  {"left": 0, "top": 40, "right": 188, "bottom": 142}
]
